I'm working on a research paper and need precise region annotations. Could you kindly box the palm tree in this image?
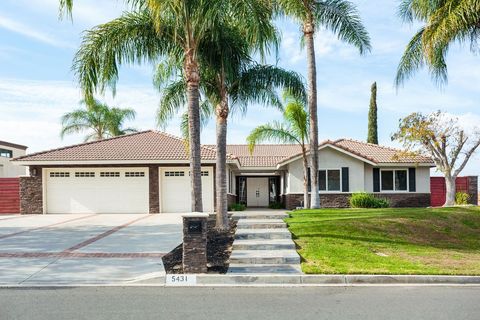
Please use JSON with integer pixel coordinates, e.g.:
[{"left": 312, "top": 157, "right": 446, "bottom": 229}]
[
  {"left": 72, "top": 1, "right": 277, "bottom": 213},
  {"left": 247, "top": 93, "right": 309, "bottom": 209},
  {"left": 60, "top": 99, "right": 137, "bottom": 142},
  {"left": 158, "top": 57, "right": 305, "bottom": 229},
  {"left": 396, "top": 0, "right": 480, "bottom": 86},
  {"left": 275, "top": 0, "right": 371, "bottom": 208}
]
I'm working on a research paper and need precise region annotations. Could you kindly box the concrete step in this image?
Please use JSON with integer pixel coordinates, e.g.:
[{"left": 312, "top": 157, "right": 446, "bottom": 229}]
[
  {"left": 235, "top": 229, "right": 292, "bottom": 240},
  {"left": 232, "top": 211, "right": 288, "bottom": 220},
  {"left": 227, "top": 264, "right": 302, "bottom": 274},
  {"left": 229, "top": 250, "right": 301, "bottom": 265},
  {"left": 236, "top": 219, "right": 286, "bottom": 229},
  {"left": 232, "top": 239, "right": 296, "bottom": 250}
]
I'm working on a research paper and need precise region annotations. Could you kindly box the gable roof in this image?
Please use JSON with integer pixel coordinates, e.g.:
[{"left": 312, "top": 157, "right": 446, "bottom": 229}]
[
  {"left": 206, "top": 144, "right": 302, "bottom": 168},
  {"left": 277, "top": 138, "right": 434, "bottom": 166},
  {"left": 13, "top": 131, "right": 433, "bottom": 167},
  {"left": 14, "top": 130, "right": 235, "bottom": 163}
]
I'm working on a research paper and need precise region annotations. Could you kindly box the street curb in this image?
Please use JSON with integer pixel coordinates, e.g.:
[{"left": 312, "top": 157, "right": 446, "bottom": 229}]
[{"left": 162, "top": 274, "right": 480, "bottom": 287}]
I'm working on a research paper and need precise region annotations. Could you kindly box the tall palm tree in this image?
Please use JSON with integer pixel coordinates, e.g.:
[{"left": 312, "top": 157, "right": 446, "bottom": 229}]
[
  {"left": 158, "top": 56, "right": 305, "bottom": 229},
  {"left": 61, "top": 99, "right": 137, "bottom": 142},
  {"left": 247, "top": 93, "right": 310, "bottom": 209},
  {"left": 72, "top": 1, "right": 277, "bottom": 213},
  {"left": 396, "top": 0, "right": 480, "bottom": 86},
  {"left": 275, "top": 0, "right": 371, "bottom": 208}
]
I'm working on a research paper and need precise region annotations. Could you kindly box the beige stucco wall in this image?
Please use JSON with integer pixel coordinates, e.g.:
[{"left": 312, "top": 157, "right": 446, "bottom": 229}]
[
  {"left": 0, "top": 144, "right": 27, "bottom": 177},
  {"left": 287, "top": 147, "right": 365, "bottom": 194},
  {"left": 286, "top": 147, "right": 432, "bottom": 194}
]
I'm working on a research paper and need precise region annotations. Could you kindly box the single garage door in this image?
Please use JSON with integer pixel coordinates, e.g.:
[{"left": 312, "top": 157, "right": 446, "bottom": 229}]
[
  {"left": 45, "top": 168, "right": 149, "bottom": 214},
  {"left": 160, "top": 167, "right": 214, "bottom": 213}
]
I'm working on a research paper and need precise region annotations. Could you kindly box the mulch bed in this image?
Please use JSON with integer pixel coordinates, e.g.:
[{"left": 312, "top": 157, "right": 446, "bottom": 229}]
[{"left": 162, "top": 217, "right": 237, "bottom": 274}]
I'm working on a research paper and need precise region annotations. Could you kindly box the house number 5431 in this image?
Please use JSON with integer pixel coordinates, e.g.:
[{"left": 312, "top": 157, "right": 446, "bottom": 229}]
[{"left": 166, "top": 275, "right": 197, "bottom": 286}]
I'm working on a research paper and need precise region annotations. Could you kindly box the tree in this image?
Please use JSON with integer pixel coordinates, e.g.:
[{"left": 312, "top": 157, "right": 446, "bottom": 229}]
[
  {"left": 396, "top": 0, "right": 480, "bottom": 87},
  {"left": 72, "top": 2, "right": 277, "bottom": 213},
  {"left": 158, "top": 60, "right": 305, "bottom": 230},
  {"left": 392, "top": 111, "right": 480, "bottom": 206},
  {"left": 247, "top": 93, "right": 310, "bottom": 208},
  {"left": 275, "top": 0, "right": 371, "bottom": 208},
  {"left": 367, "top": 81, "right": 378, "bottom": 144},
  {"left": 60, "top": 99, "right": 137, "bottom": 142}
]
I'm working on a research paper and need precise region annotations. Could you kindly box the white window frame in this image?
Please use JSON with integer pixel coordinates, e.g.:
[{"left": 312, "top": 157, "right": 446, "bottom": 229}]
[
  {"left": 380, "top": 169, "right": 409, "bottom": 193},
  {"left": 317, "top": 168, "right": 342, "bottom": 193}
]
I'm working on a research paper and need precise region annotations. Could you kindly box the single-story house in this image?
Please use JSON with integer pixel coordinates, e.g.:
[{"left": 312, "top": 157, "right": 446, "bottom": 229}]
[
  {"left": 0, "top": 140, "right": 28, "bottom": 177},
  {"left": 13, "top": 130, "right": 434, "bottom": 214}
]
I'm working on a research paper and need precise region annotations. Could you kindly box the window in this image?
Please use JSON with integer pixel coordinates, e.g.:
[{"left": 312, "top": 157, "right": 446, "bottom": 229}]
[
  {"left": 309, "top": 169, "right": 342, "bottom": 192},
  {"left": 0, "top": 148, "right": 13, "bottom": 158},
  {"left": 164, "top": 171, "right": 184, "bottom": 177},
  {"left": 100, "top": 172, "right": 120, "bottom": 177},
  {"left": 49, "top": 172, "right": 70, "bottom": 178},
  {"left": 126, "top": 171, "right": 145, "bottom": 177},
  {"left": 381, "top": 170, "right": 407, "bottom": 191},
  {"left": 75, "top": 172, "right": 95, "bottom": 178}
]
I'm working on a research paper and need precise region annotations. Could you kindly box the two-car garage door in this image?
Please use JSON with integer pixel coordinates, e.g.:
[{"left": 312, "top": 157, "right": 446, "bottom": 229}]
[
  {"left": 45, "top": 168, "right": 149, "bottom": 214},
  {"left": 45, "top": 167, "right": 214, "bottom": 214}
]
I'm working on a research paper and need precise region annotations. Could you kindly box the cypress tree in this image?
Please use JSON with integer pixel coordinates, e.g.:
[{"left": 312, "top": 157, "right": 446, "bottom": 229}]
[{"left": 367, "top": 81, "right": 378, "bottom": 144}]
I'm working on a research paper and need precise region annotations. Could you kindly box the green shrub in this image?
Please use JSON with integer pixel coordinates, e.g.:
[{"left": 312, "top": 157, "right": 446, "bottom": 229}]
[
  {"left": 349, "top": 192, "right": 389, "bottom": 208},
  {"left": 268, "top": 202, "right": 284, "bottom": 209},
  {"left": 228, "top": 203, "right": 246, "bottom": 211},
  {"left": 455, "top": 192, "right": 470, "bottom": 205}
]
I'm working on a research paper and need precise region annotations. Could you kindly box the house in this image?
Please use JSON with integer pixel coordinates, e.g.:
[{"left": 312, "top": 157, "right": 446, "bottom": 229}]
[
  {"left": 0, "top": 140, "right": 27, "bottom": 177},
  {"left": 13, "top": 130, "right": 434, "bottom": 214}
]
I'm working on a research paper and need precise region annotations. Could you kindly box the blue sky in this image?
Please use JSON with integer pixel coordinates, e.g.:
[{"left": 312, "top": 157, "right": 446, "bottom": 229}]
[{"left": 0, "top": 0, "right": 479, "bottom": 175}]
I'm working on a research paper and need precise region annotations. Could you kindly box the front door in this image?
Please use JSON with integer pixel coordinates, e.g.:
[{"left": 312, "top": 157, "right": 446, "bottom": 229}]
[{"left": 247, "top": 178, "right": 269, "bottom": 207}]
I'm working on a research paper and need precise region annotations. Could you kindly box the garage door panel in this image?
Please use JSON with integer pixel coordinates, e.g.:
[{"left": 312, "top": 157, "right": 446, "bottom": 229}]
[
  {"left": 46, "top": 168, "right": 149, "bottom": 214},
  {"left": 160, "top": 167, "right": 213, "bottom": 213}
]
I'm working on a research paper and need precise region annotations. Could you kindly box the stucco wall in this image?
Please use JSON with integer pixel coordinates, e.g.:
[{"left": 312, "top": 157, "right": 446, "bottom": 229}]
[
  {"left": 287, "top": 147, "right": 365, "bottom": 194},
  {"left": 0, "top": 144, "right": 27, "bottom": 177}
]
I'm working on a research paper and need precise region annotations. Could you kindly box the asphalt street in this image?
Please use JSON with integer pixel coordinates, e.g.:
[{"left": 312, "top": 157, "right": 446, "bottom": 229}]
[{"left": 1, "top": 286, "right": 479, "bottom": 320}]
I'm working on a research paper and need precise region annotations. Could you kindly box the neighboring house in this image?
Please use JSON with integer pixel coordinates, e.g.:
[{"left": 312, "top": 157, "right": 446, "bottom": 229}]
[
  {"left": 0, "top": 140, "right": 27, "bottom": 177},
  {"left": 13, "top": 130, "right": 434, "bottom": 214}
]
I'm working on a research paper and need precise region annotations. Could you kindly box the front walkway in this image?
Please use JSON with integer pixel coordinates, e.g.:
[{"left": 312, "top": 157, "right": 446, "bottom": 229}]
[
  {"left": 0, "top": 214, "right": 182, "bottom": 285},
  {"left": 228, "top": 210, "right": 302, "bottom": 274}
]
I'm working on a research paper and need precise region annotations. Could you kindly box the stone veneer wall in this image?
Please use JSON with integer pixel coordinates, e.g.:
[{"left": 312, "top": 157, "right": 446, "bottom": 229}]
[
  {"left": 467, "top": 176, "right": 478, "bottom": 205},
  {"left": 285, "top": 193, "right": 431, "bottom": 209},
  {"left": 19, "top": 166, "right": 43, "bottom": 214},
  {"left": 227, "top": 194, "right": 236, "bottom": 207},
  {"left": 149, "top": 166, "right": 159, "bottom": 213}
]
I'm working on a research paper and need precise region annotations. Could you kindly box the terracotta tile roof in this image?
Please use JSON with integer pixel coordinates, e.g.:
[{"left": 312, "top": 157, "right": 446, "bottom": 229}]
[
  {"left": 14, "top": 131, "right": 432, "bottom": 167},
  {"left": 277, "top": 139, "right": 433, "bottom": 165},
  {"left": 206, "top": 144, "right": 303, "bottom": 167},
  {"left": 333, "top": 139, "right": 433, "bottom": 164},
  {"left": 14, "top": 130, "right": 234, "bottom": 162}
]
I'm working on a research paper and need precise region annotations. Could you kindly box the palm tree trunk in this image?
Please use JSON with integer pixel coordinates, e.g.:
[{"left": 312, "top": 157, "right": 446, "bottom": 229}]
[
  {"left": 444, "top": 175, "right": 456, "bottom": 206},
  {"left": 304, "top": 19, "right": 320, "bottom": 209},
  {"left": 302, "top": 149, "right": 310, "bottom": 209},
  {"left": 215, "top": 95, "right": 229, "bottom": 230},
  {"left": 185, "top": 50, "right": 203, "bottom": 212}
]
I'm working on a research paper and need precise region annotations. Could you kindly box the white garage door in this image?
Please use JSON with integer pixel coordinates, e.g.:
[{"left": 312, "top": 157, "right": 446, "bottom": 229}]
[
  {"left": 45, "top": 168, "right": 149, "bottom": 214},
  {"left": 160, "top": 167, "right": 214, "bottom": 213}
]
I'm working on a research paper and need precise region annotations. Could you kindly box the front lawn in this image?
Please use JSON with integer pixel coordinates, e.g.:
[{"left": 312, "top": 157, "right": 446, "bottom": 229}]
[{"left": 286, "top": 207, "right": 480, "bottom": 275}]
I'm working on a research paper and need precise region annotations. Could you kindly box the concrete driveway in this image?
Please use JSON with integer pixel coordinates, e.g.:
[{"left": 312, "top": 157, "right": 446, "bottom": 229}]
[{"left": 0, "top": 214, "right": 182, "bottom": 285}]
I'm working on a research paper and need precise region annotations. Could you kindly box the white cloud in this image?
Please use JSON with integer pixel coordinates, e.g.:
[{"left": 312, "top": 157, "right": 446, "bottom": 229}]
[{"left": 0, "top": 14, "right": 74, "bottom": 49}]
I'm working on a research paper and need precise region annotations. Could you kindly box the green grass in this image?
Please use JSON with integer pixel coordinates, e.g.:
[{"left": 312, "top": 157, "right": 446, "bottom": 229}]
[{"left": 285, "top": 207, "right": 480, "bottom": 275}]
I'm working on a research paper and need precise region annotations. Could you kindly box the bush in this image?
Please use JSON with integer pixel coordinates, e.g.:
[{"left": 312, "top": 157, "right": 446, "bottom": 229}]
[
  {"left": 349, "top": 192, "right": 389, "bottom": 208},
  {"left": 268, "top": 202, "right": 284, "bottom": 209},
  {"left": 455, "top": 192, "right": 470, "bottom": 205},
  {"left": 228, "top": 203, "right": 246, "bottom": 211}
]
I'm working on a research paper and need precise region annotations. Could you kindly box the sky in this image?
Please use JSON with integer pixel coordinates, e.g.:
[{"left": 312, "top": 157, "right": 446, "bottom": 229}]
[{"left": 0, "top": 0, "right": 479, "bottom": 176}]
